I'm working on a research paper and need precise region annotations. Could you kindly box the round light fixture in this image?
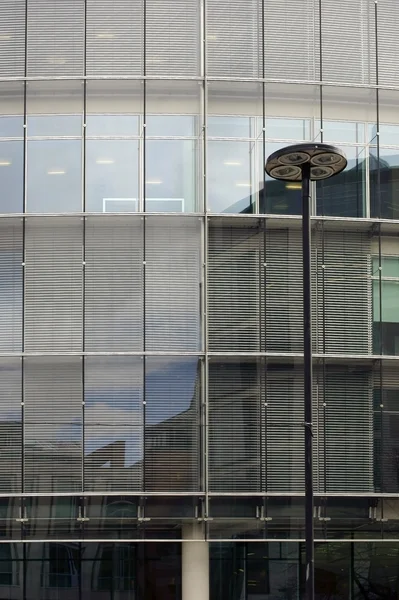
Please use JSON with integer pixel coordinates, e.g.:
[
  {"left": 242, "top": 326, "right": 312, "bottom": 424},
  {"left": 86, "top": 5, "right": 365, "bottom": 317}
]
[{"left": 265, "top": 143, "right": 347, "bottom": 182}]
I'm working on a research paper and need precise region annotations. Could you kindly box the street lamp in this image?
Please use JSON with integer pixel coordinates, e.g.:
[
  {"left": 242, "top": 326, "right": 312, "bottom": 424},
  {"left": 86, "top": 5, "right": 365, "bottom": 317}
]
[{"left": 265, "top": 143, "right": 347, "bottom": 600}]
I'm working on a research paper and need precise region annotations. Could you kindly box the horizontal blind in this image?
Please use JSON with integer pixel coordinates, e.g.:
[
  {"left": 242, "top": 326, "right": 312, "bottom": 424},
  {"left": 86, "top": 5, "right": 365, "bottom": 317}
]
[
  {"left": 86, "top": 0, "right": 144, "bottom": 76},
  {"left": 0, "top": 1, "right": 25, "bottom": 77},
  {"left": 0, "top": 219, "right": 22, "bottom": 352},
  {"left": 27, "top": 0, "right": 84, "bottom": 76},
  {"left": 264, "top": 229, "right": 303, "bottom": 353},
  {"left": 321, "top": 0, "right": 376, "bottom": 84},
  {"left": 264, "top": 366, "right": 304, "bottom": 492},
  {"left": 145, "top": 357, "right": 200, "bottom": 492},
  {"left": 146, "top": 0, "right": 200, "bottom": 76},
  {"left": 377, "top": 0, "right": 399, "bottom": 86},
  {"left": 208, "top": 360, "right": 261, "bottom": 492},
  {"left": 208, "top": 225, "right": 261, "bottom": 352},
  {"left": 85, "top": 217, "right": 143, "bottom": 352},
  {"left": 264, "top": 0, "right": 319, "bottom": 80},
  {"left": 323, "top": 367, "right": 373, "bottom": 492},
  {"left": 85, "top": 357, "right": 143, "bottom": 492},
  {"left": 374, "top": 368, "right": 399, "bottom": 493},
  {"left": 24, "top": 218, "right": 83, "bottom": 352},
  {"left": 315, "top": 230, "right": 371, "bottom": 355},
  {"left": 206, "top": 0, "right": 262, "bottom": 77},
  {"left": 145, "top": 217, "right": 201, "bottom": 351},
  {"left": 0, "top": 359, "right": 22, "bottom": 493},
  {"left": 24, "top": 357, "right": 82, "bottom": 493}
]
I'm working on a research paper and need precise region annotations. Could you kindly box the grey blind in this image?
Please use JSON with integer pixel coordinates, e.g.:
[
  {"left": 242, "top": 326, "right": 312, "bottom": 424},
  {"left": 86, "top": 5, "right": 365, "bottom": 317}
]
[
  {"left": 85, "top": 217, "right": 143, "bottom": 352},
  {"left": 264, "top": 229, "right": 303, "bottom": 353},
  {"left": 85, "top": 357, "right": 143, "bottom": 492},
  {"left": 145, "top": 217, "right": 201, "bottom": 351},
  {"left": 321, "top": 367, "right": 373, "bottom": 493},
  {"left": 27, "top": 0, "right": 84, "bottom": 76},
  {"left": 86, "top": 0, "right": 144, "bottom": 76},
  {"left": 264, "top": 366, "right": 304, "bottom": 492},
  {"left": 314, "top": 230, "right": 371, "bottom": 355},
  {"left": 374, "top": 368, "right": 399, "bottom": 493},
  {"left": 24, "top": 357, "right": 82, "bottom": 493},
  {"left": 0, "top": 0, "right": 25, "bottom": 77},
  {"left": 264, "top": 0, "right": 319, "bottom": 80},
  {"left": 0, "top": 359, "right": 22, "bottom": 493},
  {"left": 0, "top": 219, "right": 22, "bottom": 352},
  {"left": 146, "top": 0, "right": 200, "bottom": 76},
  {"left": 378, "top": 0, "right": 399, "bottom": 86},
  {"left": 24, "top": 218, "right": 83, "bottom": 352},
  {"left": 321, "top": 0, "right": 376, "bottom": 84},
  {"left": 208, "top": 360, "right": 261, "bottom": 493},
  {"left": 208, "top": 224, "right": 261, "bottom": 352},
  {"left": 206, "top": 0, "right": 262, "bottom": 77},
  {"left": 145, "top": 357, "right": 200, "bottom": 492}
]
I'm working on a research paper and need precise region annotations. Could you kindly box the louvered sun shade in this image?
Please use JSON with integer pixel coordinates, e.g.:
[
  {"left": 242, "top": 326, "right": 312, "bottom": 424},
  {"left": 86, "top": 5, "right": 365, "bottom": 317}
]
[
  {"left": 145, "top": 357, "right": 201, "bottom": 492},
  {"left": 373, "top": 367, "right": 399, "bottom": 493},
  {"left": 145, "top": 217, "right": 201, "bottom": 352},
  {"left": 24, "top": 218, "right": 83, "bottom": 352},
  {"left": 27, "top": 0, "right": 84, "bottom": 77},
  {"left": 206, "top": 0, "right": 262, "bottom": 77},
  {"left": 264, "top": 0, "right": 319, "bottom": 81},
  {"left": 208, "top": 359, "right": 261, "bottom": 493},
  {"left": 85, "top": 217, "right": 143, "bottom": 352},
  {"left": 321, "top": 0, "right": 376, "bottom": 84},
  {"left": 86, "top": 0, "right": 144, "bottom": 76},
  {"left": 208, "top": 222, "right": 261, "bottom": 352},
  {"left": 24, "top": 356, "right": 82, "bottom": 493},
  {"left": 377, "top": 0, "right": 399, "bottom": 86},
  {"left": 314, "top": 230, "right": 372, "bottom": 355},
  {"left": 84, "top": 356, "right": 143, "bottom": 492},
  {"left": 0, "top": 359, "right": 22, "bottom": 493},
  {"left": 0, "top": 0, "right": 25, "bottom": 77},
  {"left": 0, "top": 219, "right": 22, "bottom": 353},
  {"left": 145, "top": 0, "right": 200, "bottom": 76}
]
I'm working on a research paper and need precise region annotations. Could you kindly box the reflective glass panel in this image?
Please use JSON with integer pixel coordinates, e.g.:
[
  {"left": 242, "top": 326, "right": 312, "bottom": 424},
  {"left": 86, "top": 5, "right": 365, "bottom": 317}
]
[
  {"left": 26, "top": 140, "right": 82, "bottom": 213},
  {"left": 0, "top": 141, "right": 23, "bottom": 213},
  {"left": 207, "top": 141, "right": 257, "bottom": 213},
  {"left": 86, "top": 140, "right": 139, "bottom": 212},
  {"left": 265, "top": 117, "right": 310, "bottom": 141},
  {"left": 0, "top": 82, "right": 24, "bottom": 138},
  {"left": 27, "top": 80, "right": 83, "bottom": 137},
  {"left": 145, "top": 139, "right": 199, "bottom": 212},
  {"left": 370, "top": 148, "right": 399, "bottom": 219},
  {"left": 146, "top": 115, "right": 195, "bottom": 137},
  {"left": 207, "top": 81, "right": 263, "bottom": 138},
  {"left": 86, "top": 80, "right": 142, "bottom": 137}
]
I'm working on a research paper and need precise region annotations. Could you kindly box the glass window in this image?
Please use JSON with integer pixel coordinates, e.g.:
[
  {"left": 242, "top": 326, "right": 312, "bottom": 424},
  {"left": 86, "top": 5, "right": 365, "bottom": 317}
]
[
  {"left": 370, "top": 148, "right": 399, "bottom": 219},
  {"left": 320, "top": 86, "right": 376, "bottom": 144},
  {"left": 316, "top": 145, "right": 367, "bottom": 217},
  {"left": 208, "top": 116, "right": 253, "bottom": 138},
  {"left": 86, "top": 80, "right": 142, "bottom": 137},
  {"left": 0, "top": 81, "right": 24, "bottom": 138},
  {"left": 27, "top": 80, "right": 83, "bottom": 137},
  {"left": 207, "top": 140, "right": 257, "bottom": 213},
  {"left": 207, "top": 82, "right": 263, "bottom": 138},
  {"left": 318, "top": 120, "right": 364, "bottom": 143},
  {"left": 86, "top": 140, "right": 139, "bottom": 212},
  {"left": 145, "top": 139, "right": 199, "bottom": 212},
  {"left": 27, "top": 140, "right": 82, "bottom": 213},
  {"left": 265, "top": 117, "right": 310, "bottom": 141},
  {"left": 146, "top": 115, "right": 195, "bottom": 137},
  {"left": 0, "top": 141, "right": 23, "bottom": 213}
]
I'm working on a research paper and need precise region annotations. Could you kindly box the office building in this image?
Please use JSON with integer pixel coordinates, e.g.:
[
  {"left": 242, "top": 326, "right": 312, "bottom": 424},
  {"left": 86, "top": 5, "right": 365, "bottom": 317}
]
[{"left": 0, "top": 0, "right": 398, "bottom": 598}]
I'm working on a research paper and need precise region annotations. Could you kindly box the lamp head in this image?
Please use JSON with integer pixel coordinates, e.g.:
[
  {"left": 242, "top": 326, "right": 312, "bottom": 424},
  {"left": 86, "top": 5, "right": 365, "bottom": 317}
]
[{"left": 265, "top": 143, "right": 347, "bottom": 182}]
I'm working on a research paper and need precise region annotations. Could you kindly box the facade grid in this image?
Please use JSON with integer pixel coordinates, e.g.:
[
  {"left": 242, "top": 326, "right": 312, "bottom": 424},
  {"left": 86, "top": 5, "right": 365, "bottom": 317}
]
[{"left": 0, "top": 0, "right": 399, "bottom": 598}]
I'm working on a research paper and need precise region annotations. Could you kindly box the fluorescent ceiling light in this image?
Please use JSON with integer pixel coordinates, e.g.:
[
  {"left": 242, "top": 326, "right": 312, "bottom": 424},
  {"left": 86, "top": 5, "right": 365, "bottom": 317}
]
[
  {"left": 0, "top": 160, "right": 11, "bottom": 166},
  {"left": 235, "top": 182, "right": 251, "bottom": 187},
  {"left": 224, "top": 161, "right": 242, "bottom": 166},
  {"left": 96, "top": 158, "right": 114, "bottom": 165},
  {"left": 47, "top": 170, "right": 66, "bottom": 175},
  {"left": 96, "top": 32, "right": 115, "bottom": 39},
  {"left": 207, "top": 35, "right": 217, "bottom": 40},
  {"left": 0, "top": 35, "right": 12, "bottom": 41},
  {"left": 285, "top": 183, "right": 302, "bottom": 190},
  {"left": 146, "top": 180, "right": 162, "bottom": 185},
  {"left": 47, "top": 58, "right": 67, "bottom": 65}
]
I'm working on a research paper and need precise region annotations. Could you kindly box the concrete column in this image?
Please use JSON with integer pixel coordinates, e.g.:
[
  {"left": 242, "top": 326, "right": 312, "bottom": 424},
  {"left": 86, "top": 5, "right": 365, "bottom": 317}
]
[{"left": 182, "top": 523, "right": 209, "bottom": 600}]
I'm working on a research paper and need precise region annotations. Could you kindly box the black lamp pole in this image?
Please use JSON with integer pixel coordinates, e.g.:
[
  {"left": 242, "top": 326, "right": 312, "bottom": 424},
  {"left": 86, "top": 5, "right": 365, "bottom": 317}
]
[{"left": 265, "top": 143, "right": 347, "bottom": 600}]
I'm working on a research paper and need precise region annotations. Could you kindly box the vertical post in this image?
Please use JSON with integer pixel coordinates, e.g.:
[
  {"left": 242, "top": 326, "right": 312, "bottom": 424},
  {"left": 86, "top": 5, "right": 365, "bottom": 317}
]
[
  {"left": 182, "top": 523, "right": 209, "bottom": 600},
  {"left": 302, "top": 162, "right": 314, "bottom": 600}
]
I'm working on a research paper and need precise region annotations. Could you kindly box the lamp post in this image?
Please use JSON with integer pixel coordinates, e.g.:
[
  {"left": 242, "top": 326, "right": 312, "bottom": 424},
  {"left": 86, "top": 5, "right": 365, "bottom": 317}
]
[{"left": 265, "top": 143, "right": 347, "bottom": 600}]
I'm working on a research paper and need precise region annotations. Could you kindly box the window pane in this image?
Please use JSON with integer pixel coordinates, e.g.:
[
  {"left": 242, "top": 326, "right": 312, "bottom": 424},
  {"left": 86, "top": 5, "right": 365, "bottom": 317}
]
[
  {"left": 86, "top": 80, "right": 142, "bottom": 137},
  {"left": 26, "top": 140, "right": 82, "bottom": 213},
  {"left": 27, "top": 80, "right": 83, "bottom": 137},
  {"left": 208, "top": 116, "right": 252, "bottom": 138},
  {"left": 86, "top": 140, "right": 139, "bottom": 212},
  {"left": 373, "top": 280, "right": 399, "bottom": 322},
  {"left": 146, "top": 115, "right": 195, "bottom": 137},
  {"left": 0, "top": 81, "right": 24, "bottom": 138},
  {"left": 317, "top": 120, "right": 364, "bottom": 143},
  {"left": 145, "top": 139, "right": 199, "bottom": 212},
  {"left": 207, "top": 141, "right": 256, "bottom": 213},
  {"left": 265, "top": 117, "right": 310, "bottom": 141},
  {"left": 0, "top": 141, "right": 23, "bottom": 213},
  {"left": 370, "top": 148, "right": 399, "bottom": 219}
]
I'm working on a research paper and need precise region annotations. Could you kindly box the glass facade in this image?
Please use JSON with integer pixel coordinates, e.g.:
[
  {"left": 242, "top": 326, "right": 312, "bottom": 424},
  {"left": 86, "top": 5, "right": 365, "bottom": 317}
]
[{"left": 0, "top": 0, "right": 399, "bottom": 597}]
